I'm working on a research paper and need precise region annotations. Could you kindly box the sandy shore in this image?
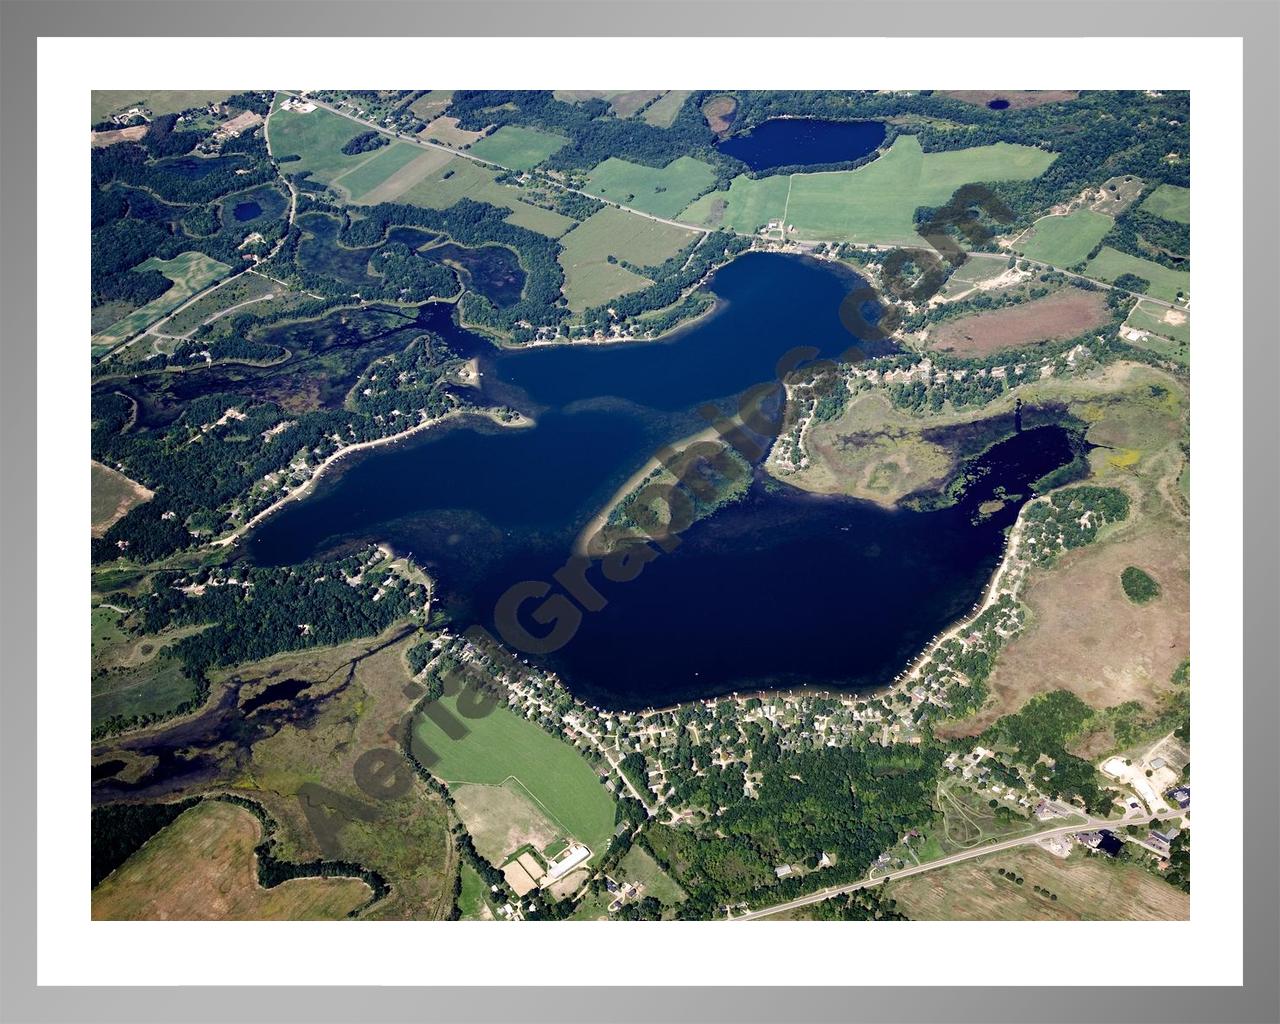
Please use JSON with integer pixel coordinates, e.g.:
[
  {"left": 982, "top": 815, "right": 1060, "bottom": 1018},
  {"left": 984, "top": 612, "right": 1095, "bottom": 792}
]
[{"left": 211, "top": 406, "right": 532, "bottom": 548}]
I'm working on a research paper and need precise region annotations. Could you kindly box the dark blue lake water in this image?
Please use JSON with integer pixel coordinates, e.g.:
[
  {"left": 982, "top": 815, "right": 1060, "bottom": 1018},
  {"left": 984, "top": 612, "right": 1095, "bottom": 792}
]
[
  {"left": 716, "top": 118, "right": 887, "bottom": 172},
  {"left": 233, "top": 201, "right": 262, "bottom": 221},
  {"left": 244, "top": 252, "right": 1078, "bottom": 709}
]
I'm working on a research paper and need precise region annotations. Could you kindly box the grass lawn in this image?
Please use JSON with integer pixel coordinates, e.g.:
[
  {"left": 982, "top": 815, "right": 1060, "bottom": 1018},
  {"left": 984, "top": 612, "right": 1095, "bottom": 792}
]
[
  {"left": 1086, "top": 246, "right": 1190, "bottom": 303},
  {"left": 1124, "top": 300, "right": 1190, "bottom": 366},
  {"left": 92, "top": 801, "right": 371, "bottom": 920},
  {"left": 399, "top": 155, "right": 575, "bottom": 237},
  {"left": 1016, "top": 209, "right": 1114, "bottom": 267},
  {"left": 618, "top": 845, "right": 686, "bottom": 905},
  {"left": 456, "top": 862, "right": 493, "bottom": 920},
  {"left": 92, "top": 252, "right": 233, "bottom": 351},
  {"left": 470, "top": 125, "right": 568, "bottom": 170},
  {"left": 413, "top": 694, "right": 616, "bottom": 858},
  {"left": 91, "top": 90, "right": 234, "bottom": 123},
  {"left": 556, "top": 206, "right": 698, "bottom": 311},
  {"left": 1140, "top": 183, "right": 1190, "bottom": 224},
  {"left": 584, "top": 155, "right": 717, "bottom": 219},
  {"left": 642, "top": 90, "right": 692, "bottom": 128},
  {"left": 683, "top": 135, "right": 1056, "bottom": 244}
]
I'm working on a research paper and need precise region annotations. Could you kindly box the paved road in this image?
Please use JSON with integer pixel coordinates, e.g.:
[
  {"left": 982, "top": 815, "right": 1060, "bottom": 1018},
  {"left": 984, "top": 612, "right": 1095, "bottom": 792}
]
[{"left": 730, "top": 811, "right": 1159, "bottom": 921}]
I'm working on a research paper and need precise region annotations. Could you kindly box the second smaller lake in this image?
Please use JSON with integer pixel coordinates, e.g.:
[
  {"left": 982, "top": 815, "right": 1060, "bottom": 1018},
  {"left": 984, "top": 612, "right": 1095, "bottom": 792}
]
[{"left": 717, "top": 118, "right": 887, "bottom": 171}]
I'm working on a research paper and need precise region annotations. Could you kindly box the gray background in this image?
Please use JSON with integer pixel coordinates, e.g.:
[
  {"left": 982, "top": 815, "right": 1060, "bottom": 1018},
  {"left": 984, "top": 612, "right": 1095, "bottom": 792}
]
[{"left": 1, "top": 2, "right": 1275, "bottom": 1022}]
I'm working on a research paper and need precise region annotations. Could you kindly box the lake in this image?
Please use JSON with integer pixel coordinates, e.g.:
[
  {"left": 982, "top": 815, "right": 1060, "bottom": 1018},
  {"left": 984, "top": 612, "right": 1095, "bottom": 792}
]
[
  {"left": 716, "top": 118, "right": 887, "bottom": 172},
  {"left": 245, "top": 252, "right": 1079, "bottom": 709}
]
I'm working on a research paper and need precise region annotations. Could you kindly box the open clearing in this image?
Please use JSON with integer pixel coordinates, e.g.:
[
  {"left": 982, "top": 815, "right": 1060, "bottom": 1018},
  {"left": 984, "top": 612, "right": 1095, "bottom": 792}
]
[
  {"left": 558, "top": 205, "right": 697, "bottom": 311},
  {"left": 1123, "top": 300, "right": 1190, "bottom": 366},
  {"left": 1086, "top": 247, "right": 1189, "bottom": 303},
  {"left": 91, "top": 461, "right": 154, "bottom": 536},
  {"left": 412, "top": 693, "right": 616, "bottom": 859},
  {"left": 940, "top": 90, "right": 1079, "bottom": 110},
  {"left": 618, "top": 844, "right": 686, "bottom": 905},
  {"left": 928, "top": 289, "right": 1112, "bottom": 357},
  {"left": 1016, "top": 209, "right": 1114, "bottom": 267},
  {"left": 584, "top": 155, "right": 717, "bottom": 219},
  {"left": 91, "top": 90, "right": 234, "bottom": 123},
  {"left": 701, "top": 94, "right": 738, "bottom": 134},
  {"left": 642, "top": 91, "right": 692, "bottom": 127},
  {"left": 451, "top": 778, "right": 565, "bottom": 867},
  {"left": 267, "top": 100, "right": 392, "bottom": 185},
  {"left": 456, "top": 861, "right": 493, "bottom": 919},
  {"left": 417, "top": 115, "right": 485, "bottom": 148},
  {"left": 470, "top": 125, "right": 569, "bottom": 170},
  {"left": 936, "top": 364, "right": 1189, "bottom": 735},
  {"left": 555, "top": 90, "right": 664, "bottom": 119},
  {"left": 409, "top": 91, "right": 453, "bottom": 121},
  {"left": 91, "top": 125, "right": 149, "bottom": 148},
  {"left": 887, "top": 846, "right": 1187, "bottom": 920},
  {"left": 92, "top": 800, "right": 371, "bottom": 920},
  {"left": 399, "top": 155, "right": 574, "bottom": 237},
  {"left": 92, "top": 252, "right": 233, "bottom": 351},
  {"left": 158, "top": 272, "right": 281, "bottom": 337},
  {"left": 1140, "top": 183, "right": 1191, "bottom": 224},
  {"left": 682, "top": 135, "right": 1056, "bottom": 243},
  {"left": 334, "top": 141, "right": 432, "bottom": 202}
]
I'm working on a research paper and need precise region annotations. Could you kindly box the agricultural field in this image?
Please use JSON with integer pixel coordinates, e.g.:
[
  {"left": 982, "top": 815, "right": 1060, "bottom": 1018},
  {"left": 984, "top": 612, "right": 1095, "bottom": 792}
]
[
  {"left": 1016, "top": 209, "right": 1114, "bottom": 267},
  {"left": 557, "top": 205, "right": 699, "bottom": 311},
  {"left": 641, "top": 90, "right": 692, "bottom": 127},
  {"left": 334, "top": 141, "right": 433, "bottom": 202},
  {"left": 1086, "top": 247, "right": 1189, "bottom": 303},
  {"left": 927, "top": 289, "right": 1112, "bottom": 357},
  {"left": 91, "top": 461, "right": 154, "bottom": 537},
  {"left": 554, "top": 90, "right": 665, "bottom": 119},
  {"left": 680, "top": 173, "right": 791, "bottom": 233},
  {"left": 91, "top": 90, "right": 235, "bottom": 123},
  {"left": 885, "top": 846, "right": 1188, "bottom": 921},
  {"left": 266, "top": 100, "right": 389, "bottom": 185},
  {"left": 399, "top": 155, "right": 575, "bottom": 237},
  {"left": 584, "top": 155, "right": 718, "bottom": 219},
  {"left": 557, "top": 206, "right": 697, "bottom": 311},
  {"left": 683, "top": 135, "right": 1057, "bottom": 243},
  {"left": 92, "top": 252, "right": 233, "bottom": 352},
  {"left": 92, "top": 801, "right": 372, "bottom": 920},
  {"left": 470, "top": 125, "right": 569, "bottom": 170},
  {"left": 417, "top": 115, "right": 485, "bottom": 148},
  {"left": 1140, "top": 183, "right": 1191, "bottom": 224},
  {"left": 412, "top": 693, "right": 616, "bottom": 859}
]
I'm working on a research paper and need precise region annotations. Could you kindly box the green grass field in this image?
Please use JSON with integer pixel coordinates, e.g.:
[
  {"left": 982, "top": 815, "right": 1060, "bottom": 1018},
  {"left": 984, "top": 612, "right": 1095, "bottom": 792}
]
[
  {"left": 456, "top": 862, "right": 492, "bottom": 919},
  {"left": 91, "top": 90, "right": 234, "bottom": 123},
  {"left": 680, "top": 173, "right": 791, "bottom": 233},
  {"left": 92, "top": 652, "right": 200, "bottom": 731},
  {"left": 1086, "top": 246, "right": 1190, "bottom": 303},
  {"left": 92, "top": 252, "right": 233, "bottom": 352},
  {"left": 682, "top": 135, "right": 1057, "bottom": 243},
  {"left": 335, "top": 141, "right": 429, "bottom": 200},
  {"left": 398, "top": 155, "right": 575, "bottom": 237},
  {"left": 557, "top": 206, "right": 697, "bottom": 311},
  {"left": 159, "top": 272, "right": 280, "bottom": 336},
  {"left": 470, "top": 125, "right": 568, "bottom": 170},
  {"left": 1124, "top": 300, "right": 1190, "bottom": 366},
  {"left": 584, "top": 155, "right": 717, "bottom": 219},
  {"left": 413, "top": 694, "right": 616, "bottom": 857},
  {"left": 1017, "top": 209, "right": 1114, "bottom": 267},
  {"left": 618, "top": 845, "right": 686, "bottom": 905},
  {"left": 266, "top": 101, "right": 387, "bottom": 184},
  {"left": 1140, "top": 183, "right": 1190, "bottom": 224},
  {"left": 642, "top": 90, "right": 692, "bottom": 128}
]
